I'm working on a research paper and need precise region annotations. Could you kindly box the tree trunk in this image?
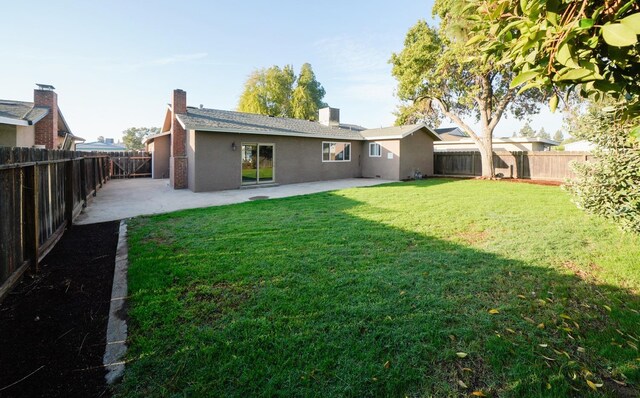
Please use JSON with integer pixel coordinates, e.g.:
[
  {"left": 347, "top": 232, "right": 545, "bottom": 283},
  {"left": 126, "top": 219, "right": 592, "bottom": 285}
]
[{"left": 479, "top": 134, "right": 494, "bottom": 178}]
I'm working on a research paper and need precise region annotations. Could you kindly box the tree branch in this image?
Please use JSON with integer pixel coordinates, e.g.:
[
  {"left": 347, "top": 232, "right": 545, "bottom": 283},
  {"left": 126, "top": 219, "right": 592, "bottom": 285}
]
[{"left": 431, "top": 98, "right": 485, "bottom": 149}]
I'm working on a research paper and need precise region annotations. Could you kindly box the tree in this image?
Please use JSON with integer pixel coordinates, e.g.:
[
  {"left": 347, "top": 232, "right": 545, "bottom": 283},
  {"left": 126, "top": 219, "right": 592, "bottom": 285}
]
[
  {"left": 97, "top": 136, "right": 105, "bottom": 143},
  {"left": 537, "top": 127, "right": 550, "bottom": 140},
  {"left": 122, "top": 127, "right": 159, "bottom": 150},
  {"left": 291, "top": 63, "right": 327, "bottom": 120},
  {"left": 553, "top": 130, "right": 564, "bottom": 142},
  {"left": 518, "top": 122, "right": 536, "bottom": 138},
  {"left": 238, "top": 64, "right": 327, "bottom": 120},
  {"left": 390, "top": 3, "right": 544, "bottom": 178}
]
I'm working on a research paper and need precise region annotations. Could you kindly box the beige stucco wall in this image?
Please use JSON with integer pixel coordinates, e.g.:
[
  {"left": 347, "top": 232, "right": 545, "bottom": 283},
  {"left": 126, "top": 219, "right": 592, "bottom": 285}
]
[
  {"left": 151, "top": 135, "right": 171, "bottom": 179},
  {"left": 191, "top": 131, "right": 363, "bottom": 192},
  {"left": 400, "top": 130, "right": 434, "bottom": 178},
  {"left": 361, "top": 140, "right": 400, "bottom": 180},
  {"left": 16, "top": 125, "right": 35, "bottom": 147},
  {"left": 0, "top": 124, "right": 17, "bottom": 147}
]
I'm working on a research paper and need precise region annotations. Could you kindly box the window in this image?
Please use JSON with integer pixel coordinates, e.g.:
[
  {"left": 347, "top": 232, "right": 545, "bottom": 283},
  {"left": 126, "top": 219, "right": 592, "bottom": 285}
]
[
  {"left": 322, "top": 142, "right": 351, "bottom": 162},
  {"left": 369, "top": 143, "right": 381, "bottom": 157}
]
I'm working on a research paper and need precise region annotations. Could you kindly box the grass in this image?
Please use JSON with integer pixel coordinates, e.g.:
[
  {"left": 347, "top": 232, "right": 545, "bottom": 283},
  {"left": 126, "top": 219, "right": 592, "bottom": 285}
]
[
  {"left": 242, "top": 167, "right": 273, "bottom": 181},
  {"left": 117, "top": 179, "right": 640, "bottom": 397}
]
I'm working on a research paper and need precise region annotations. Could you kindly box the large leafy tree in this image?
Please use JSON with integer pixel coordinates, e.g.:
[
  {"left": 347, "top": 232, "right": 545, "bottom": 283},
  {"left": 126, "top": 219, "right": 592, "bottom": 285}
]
[
  {"left": 122, "top": 127, "right": 159, "bottom": 150},
  {"left": 291, "top": 63, "right": 327, "bottom": 120},
  {"left": 390, "top": 2, "right": 544, "bottom": 178},
  {"left": 238, "top": 63, "right": 327, "bottom": 120}
]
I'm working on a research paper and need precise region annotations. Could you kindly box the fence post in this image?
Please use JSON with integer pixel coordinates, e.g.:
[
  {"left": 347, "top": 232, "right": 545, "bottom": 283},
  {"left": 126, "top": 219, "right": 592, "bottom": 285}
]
[
  {"left": 24, "top": 165, "right": 40, "bottom": 272},
  {"left": 65, "top": 160, "right": 74, "bottom": 225},
  {"left": 93, "top": 158, "right": 98, "bottom": 196},
  {"left": 80, "top": 157, "right": 88, "bottom": 207}
]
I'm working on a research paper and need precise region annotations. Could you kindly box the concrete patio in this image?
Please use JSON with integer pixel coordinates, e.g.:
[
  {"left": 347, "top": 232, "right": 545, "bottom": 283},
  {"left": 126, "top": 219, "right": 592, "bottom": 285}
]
[{"left": 74, "top": 178, "right": 394, "bottom": 225}]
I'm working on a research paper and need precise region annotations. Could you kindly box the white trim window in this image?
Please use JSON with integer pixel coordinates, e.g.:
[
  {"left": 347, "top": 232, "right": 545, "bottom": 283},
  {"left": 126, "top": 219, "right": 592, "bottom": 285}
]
[
  {"left": 322, "top": 142, "right": 351, "bottom": 162},
  {"left": 369, "top": 142, "right": 381, "bottom": 157}
]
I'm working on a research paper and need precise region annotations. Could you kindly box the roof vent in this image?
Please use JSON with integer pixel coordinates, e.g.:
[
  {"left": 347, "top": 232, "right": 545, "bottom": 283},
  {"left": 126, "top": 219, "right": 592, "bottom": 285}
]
[
  {"left": 199, "top": 104, "right": 203, "bottom": 109},
  {"left": 36, "top": 83, "right": 55, "bottom": 91},
  {"left": 319, "top": 107, "right": 340, "bottom": 127}
]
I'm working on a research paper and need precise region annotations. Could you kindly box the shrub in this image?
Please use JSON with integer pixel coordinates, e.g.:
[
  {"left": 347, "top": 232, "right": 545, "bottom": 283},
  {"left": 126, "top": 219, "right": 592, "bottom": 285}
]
[{"left": 564, "top": 106, "right": 640, "bottom": 233}]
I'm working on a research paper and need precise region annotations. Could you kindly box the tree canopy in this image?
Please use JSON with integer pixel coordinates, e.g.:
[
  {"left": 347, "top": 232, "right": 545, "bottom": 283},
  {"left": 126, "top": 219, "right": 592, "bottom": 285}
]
[
  {"left": 466, "top": 0, "right": 640, "bottom": 130},
  {"left": 122, "top": 127, "right": 159, "bottom": 150},
  {"left": 238, "top": 63, "right": 327, "bottom": 120},
  {"left": 390, "top": 1, "right": 544, "bottom": 177}
]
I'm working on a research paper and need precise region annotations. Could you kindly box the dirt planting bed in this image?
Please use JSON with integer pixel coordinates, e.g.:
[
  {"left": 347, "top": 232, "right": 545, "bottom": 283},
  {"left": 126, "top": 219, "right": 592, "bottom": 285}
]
[{"left": 0, "top": 221, "right": 120, "bottom": 398}]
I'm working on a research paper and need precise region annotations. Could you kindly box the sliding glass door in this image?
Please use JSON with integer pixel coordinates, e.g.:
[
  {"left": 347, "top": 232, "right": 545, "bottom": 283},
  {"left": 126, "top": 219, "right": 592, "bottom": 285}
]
[{"left": 241, "top": 143, "right": 274, "bottom": 185}]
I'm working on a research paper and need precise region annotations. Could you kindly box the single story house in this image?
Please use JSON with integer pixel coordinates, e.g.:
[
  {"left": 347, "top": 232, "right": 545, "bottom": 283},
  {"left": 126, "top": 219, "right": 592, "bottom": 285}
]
[
  {"left": 145, "top": 89, "right": 440, "bottom": 192},
  {"left": 0, "top": 84, "right": 83, "bottom": 149},
  {"left": 435, "top": 136, "right": 559, "bottom": 152},
  {"left": 563, "top": 140, "right": 596, "bottom": 152},
  {"left": 77, "top": 138, "right": 127, "bottom": 152}
]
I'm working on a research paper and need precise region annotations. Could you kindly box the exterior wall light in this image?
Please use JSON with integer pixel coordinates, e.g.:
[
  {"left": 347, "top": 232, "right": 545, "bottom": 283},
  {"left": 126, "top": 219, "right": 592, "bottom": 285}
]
[{"left": 231, "top": 142, "right": 237, "bottom": 151}]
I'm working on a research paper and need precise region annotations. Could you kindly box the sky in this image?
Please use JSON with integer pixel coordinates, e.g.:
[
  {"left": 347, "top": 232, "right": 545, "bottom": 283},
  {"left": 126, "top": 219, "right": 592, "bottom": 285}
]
[{"left": 2, "top": 1, "right": 564, "bottom": 142}]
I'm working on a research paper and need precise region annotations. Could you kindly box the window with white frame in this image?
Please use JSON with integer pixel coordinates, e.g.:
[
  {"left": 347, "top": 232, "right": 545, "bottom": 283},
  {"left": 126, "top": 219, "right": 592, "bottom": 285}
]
[
  {"left": 369, "top": 142, "right": 381, "bottom": 157},
  {"left": 322, "top": 142, "right": 351, "bottom": 162}
]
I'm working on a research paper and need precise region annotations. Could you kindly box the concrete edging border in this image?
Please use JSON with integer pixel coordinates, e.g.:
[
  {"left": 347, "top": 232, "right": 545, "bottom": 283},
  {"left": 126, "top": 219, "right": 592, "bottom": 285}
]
[{"left": 103, "top": 220, "right": 129, "bottom": 384}]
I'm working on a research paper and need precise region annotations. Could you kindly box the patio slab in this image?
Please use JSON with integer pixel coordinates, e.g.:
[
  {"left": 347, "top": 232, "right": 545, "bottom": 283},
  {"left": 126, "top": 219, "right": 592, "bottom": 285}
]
[{"left": 74, "top": 178, "right": 394, "bottom": 225}]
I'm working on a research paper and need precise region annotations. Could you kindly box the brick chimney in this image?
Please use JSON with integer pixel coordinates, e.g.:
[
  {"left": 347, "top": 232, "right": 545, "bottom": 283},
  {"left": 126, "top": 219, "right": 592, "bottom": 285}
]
[
  {"left": 170, "top": 89, "right": 188, "bottom": 189},
  {"left": 34, "top": 87, "right": 58, "bottom": 149}
]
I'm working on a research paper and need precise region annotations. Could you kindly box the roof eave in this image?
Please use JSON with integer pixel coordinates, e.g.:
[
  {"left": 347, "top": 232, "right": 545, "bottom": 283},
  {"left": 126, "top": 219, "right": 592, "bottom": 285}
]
[
  {"left": 190, "top": 126, "right": 364, "bottom": 141},
  {"left": 0, "top": 116, "right": 31, "bottom": 126}
]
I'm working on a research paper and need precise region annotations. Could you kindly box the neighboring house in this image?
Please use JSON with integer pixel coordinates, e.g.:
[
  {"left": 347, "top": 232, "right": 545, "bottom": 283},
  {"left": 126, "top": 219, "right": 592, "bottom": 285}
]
[
  {"left": 563, "top": 140, "right": 596, "bottom": 152},
  {"left": 434, "top": 137, "right": 559, "bottom": 152},
  {"left": 145, "top": 89, "right": 440, "bottom": 192},
  {"left": 435, "top": 127, "right": 468, "bottom": 141},
  {"left": 76, "top": 138, "right": 127, "bottom": 152},
  {"left": 0, "top": 84, "right": 83, "bottom": 149}
]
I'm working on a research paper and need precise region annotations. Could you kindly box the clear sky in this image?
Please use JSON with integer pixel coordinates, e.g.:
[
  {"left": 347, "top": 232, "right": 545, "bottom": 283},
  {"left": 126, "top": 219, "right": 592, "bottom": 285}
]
[{"left": 1, "top": 0, "right": 563, "bottom": 142}]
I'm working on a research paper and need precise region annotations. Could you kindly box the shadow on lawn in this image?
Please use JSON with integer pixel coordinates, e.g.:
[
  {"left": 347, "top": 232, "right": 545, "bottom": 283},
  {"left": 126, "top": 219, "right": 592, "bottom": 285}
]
[{"left": 121, "top": 190, "right": 640, "bottom": 398}]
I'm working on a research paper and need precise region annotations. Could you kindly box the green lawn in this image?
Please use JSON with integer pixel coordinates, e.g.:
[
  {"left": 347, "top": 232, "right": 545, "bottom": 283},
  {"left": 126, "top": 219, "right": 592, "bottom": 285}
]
[{"left": 117, "top": 179, "right": 640, "bottom": 397}]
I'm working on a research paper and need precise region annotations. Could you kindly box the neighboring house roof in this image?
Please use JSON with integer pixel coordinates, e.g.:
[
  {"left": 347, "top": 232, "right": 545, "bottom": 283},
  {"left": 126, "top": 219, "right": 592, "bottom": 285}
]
[
  {"left": 434, "top": 137, "right": 560, "bottom": 151},
  {"left": 563, "top": 140, "right": 596, "bottom": 151},
  {"left": 169, "top": 107, "right": 439, "bottom": 142},
  {"left": 0, "top": 99, "right": 79, "bottom": 140},
  {"left": 435, "top": 127, "right": 468, "bottom": 141},
  {"left": 0, "top": 100, "right": 49, "bottom": 125},
  {"left": 360, "top": 124, "right": 441, "bottom": 140},
  {"left": 76, "top": 141, "right": 127, "bottom": 152}
]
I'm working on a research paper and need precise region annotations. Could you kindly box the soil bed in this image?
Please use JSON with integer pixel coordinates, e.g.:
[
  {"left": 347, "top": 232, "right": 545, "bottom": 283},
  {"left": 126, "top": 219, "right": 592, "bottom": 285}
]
[{"left": 0, "top": 221, "right": 120, "bottom": 398}]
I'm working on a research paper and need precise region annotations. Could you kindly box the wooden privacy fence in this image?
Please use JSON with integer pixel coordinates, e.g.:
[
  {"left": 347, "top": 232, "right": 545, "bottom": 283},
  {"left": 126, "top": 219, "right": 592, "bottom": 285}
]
[
  {"left": 108, "top": 151, "right": 151, "bottom": 178},
  {"left": 434, "top": 151, "right": 592, "bottom": 181},
  {"left": 0, "top": 147, "right": 109, "bottom": 302}
]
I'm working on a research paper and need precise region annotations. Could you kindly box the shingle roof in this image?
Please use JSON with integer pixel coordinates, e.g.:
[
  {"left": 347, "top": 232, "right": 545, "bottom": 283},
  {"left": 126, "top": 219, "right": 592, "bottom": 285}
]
[
  {"left": 177, "top": 108, "right": 366, "bottom": 140},
  {"left": 0, "top": 100, "right": 49, "bottom": 123},
  {"left": 165, "top": 106, "right": 442, "bottom": 143}
]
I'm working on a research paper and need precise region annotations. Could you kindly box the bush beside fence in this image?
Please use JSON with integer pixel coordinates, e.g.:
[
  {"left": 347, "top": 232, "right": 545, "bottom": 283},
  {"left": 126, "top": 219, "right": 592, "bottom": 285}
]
[{"left": 434, "top": 151, "right": 592, "bottom": 181}]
